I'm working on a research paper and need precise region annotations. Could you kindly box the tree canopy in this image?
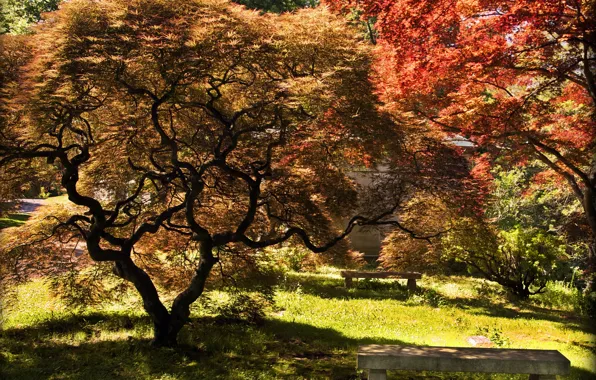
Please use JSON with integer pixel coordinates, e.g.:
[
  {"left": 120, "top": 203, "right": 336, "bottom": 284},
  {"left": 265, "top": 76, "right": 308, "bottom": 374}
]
[
  {"left": 327, "top": 0, "right": 596, "bottom": 286},
  {"left": 0, "top": 0, "right": 475, "bottom": 345}
]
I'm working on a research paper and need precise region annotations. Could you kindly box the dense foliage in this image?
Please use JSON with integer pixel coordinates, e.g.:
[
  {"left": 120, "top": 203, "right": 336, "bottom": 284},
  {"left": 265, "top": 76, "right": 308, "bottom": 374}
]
[
  {"left": 327, "top": 0, "right": 596, "bottom": 289},
  {"left": 381, "top": 165, "right": 581, "bottom": 299},
  {"left": 0, "top": 0, "right": 59, "bottom": 34},
  {"left": 0, "top": 0, "right": 475, "bottom": 345},
  {"left": 444, "top": 222, "right": 568, "bottom": 298}
]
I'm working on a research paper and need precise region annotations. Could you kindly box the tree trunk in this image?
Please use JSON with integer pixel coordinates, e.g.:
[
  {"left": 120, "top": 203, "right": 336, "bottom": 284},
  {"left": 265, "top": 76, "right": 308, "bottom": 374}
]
[
  {"left": 584, "top": 238, "right": 596, "bottom": 295},
  {"left": 518, "top": 287, "right": 531, "bottom": 300},
  {"left": 583, "top": 186, "right": 596, "bottom": 294},
  {"left": 112, "top": 258, "right": 172, "bottom": 346},
  {"left": 168, "top": 241, "right": 218, "bottom": 344}
]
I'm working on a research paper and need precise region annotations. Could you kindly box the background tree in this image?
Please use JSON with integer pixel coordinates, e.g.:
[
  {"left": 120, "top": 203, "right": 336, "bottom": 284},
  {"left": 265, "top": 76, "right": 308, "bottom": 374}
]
[
  {"left": 0, "top": 0, "right": 458, "bottom": 346},
  {"left": 0, "top": 0, "right": 63, "bottom": 203},
  {"left": 443, "top": 220, "right": 568, "bottom": 299},
  {"left": 327, "top": 0, "right": 596, "bottom": 290},
  {"left": 444, "top": 166, "right": 576, "bottom": 298},
  {"left": 0, "top": 0, "right": 60, "bottom": 34},
  {"left": 381, "top": 163, "right": 582, "bottom": 298}
]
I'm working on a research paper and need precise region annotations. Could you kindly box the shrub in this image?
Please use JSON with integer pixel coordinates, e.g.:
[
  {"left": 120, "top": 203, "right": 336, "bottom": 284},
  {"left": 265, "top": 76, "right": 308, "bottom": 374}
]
[
  {"left": 266, "top": 246, "right": 315, "bottom": 272},
  {"left": 357, "top": 278, "right": 402, "bottom": 291},
  {"left": 475, "top": 326, "right": 510, "bottom": 347},
  {"left": 378, "top": 230, "right": 442, "bottom": 273},
  {"left": 531, "top": 281, "right": 582, "bottom": 311},
  {"left": 579, "top": 291, "right": 596, "bottom": 320},
  {"left": 443, "top": 222, "right": 567, "bottom": 299},
  {"left": 199, "top": 292, "right": 271, "bottom": 325}
]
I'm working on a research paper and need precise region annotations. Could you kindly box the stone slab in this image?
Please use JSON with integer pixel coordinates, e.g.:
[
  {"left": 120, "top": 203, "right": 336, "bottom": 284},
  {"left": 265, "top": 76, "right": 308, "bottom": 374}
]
[{"left": 357, "top": 345, "right": 570, "bottom": 375}]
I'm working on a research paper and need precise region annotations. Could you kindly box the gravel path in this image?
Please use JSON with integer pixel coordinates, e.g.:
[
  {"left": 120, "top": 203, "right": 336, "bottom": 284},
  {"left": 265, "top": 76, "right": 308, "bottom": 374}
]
[{"left": 16, "top": 198, "right": 47, "bottom": 214}]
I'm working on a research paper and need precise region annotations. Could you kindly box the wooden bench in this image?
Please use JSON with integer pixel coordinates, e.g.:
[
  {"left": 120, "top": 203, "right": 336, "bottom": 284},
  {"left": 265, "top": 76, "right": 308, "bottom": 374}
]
[
  {"left": 358, "top": 345, "right": 570, "bottom": 380},
  {"left": 340, "top": 271, "right": 421, "bottom": 291}
]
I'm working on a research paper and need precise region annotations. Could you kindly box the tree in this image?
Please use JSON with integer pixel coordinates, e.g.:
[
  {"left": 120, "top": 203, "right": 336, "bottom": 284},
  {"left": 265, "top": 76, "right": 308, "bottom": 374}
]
[
  {"left": 327, "top": 0, "right": 596, "bottom": 289},
  {"left": 0, "top": 0, "right": 60, "bottom": 34},
  {"left": 0, "top": 0, "right": 63, "bottom": 202},
  {"left": 444, "top": 221, "right": 568, "bottom": 299},
  {"left": 442, "top": 166, "right": 576, "bottom": 298},
  {"left": 378, "top": 190, "right": 458, "bottom": 274},
  {"left": 0, "top": 0, "right": 450, "bottom": 346},
  {"left": 381, "top": 164, "right": 576, "bottom": 298},
  {"left": 0, "top": 35, "right": 33, "bottom": 204}
]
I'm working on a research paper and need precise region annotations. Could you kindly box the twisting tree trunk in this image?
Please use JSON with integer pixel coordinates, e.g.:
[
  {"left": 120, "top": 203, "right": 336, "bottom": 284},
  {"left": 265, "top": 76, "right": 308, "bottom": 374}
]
[
  {"left": 112, "top": 258, "right": 172, "bottom": 346},
  {"left": 111, "top": 241, "right": 218, "bottom": 346},
  {"left": 112, "top": 246, "right": 217, "bottom": 346},
  {"left": 169, "top": 241, "right": 218, "bottom": 344}
]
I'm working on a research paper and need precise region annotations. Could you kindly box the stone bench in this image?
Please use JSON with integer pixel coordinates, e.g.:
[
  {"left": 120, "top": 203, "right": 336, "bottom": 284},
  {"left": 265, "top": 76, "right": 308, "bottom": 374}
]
[
  {"left": 358, "top": 345, "right": 570, "bottom": 380},
  {"left": 340, "top": 271, "right": 421, "bottom": 291}
]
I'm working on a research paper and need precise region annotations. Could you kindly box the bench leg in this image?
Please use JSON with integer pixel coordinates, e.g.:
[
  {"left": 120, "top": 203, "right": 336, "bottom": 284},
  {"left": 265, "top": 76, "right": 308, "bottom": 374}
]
[
  {"left": 368, "top": 369, "right": 387, "bottom": 380},
  {"left": 345, "top": 277, "right": 353, "bottom": 289},
  {"left": 528, "top": 375, "right": 557, "bottom": 380},
  {"left": 407, "top": 279, "right": 416, "bottom": 291}
]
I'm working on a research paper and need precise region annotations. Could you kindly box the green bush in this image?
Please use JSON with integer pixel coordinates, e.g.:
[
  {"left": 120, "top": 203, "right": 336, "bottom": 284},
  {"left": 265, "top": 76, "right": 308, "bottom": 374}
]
[
  {"left": 266, "top": 246, "right": 314, "bottom": 272},
  {"left": 475, "top": 326, "right": 510, "bottom": 347},
  {"left": 357, "top": 278, "right": 402, "bottom": 291},
  {"left": 199, "top": 292, "right": 271, "bottom": 325},
  {"left": 531, "top": 280, "right": 582, "bottom": 311},
  {"left": 443, "top": 223, "right": 567, "bottom": 299}
]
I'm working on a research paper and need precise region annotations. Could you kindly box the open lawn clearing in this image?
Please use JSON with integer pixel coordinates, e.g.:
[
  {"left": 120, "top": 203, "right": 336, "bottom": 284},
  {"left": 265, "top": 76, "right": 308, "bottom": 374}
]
[{"left": 1, "top": 272, "right": 594, "bottom": 379}]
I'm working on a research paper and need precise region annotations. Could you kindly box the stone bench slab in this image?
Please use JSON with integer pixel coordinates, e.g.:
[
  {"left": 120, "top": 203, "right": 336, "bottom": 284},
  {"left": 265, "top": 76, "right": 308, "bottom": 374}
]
[{"left": 358, "top": 345, "right": 570, "bottom": 376}]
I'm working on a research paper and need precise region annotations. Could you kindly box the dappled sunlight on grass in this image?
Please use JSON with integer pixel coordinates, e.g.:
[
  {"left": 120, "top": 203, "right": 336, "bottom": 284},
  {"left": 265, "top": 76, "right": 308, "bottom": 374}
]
[{"left": 1, "top": 273, "right": 594, "bottom": 379}]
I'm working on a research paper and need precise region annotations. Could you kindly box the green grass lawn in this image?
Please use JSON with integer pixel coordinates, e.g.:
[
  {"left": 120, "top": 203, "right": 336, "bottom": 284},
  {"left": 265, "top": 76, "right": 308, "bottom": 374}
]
[
  {"left": 42, "top": 194, "right": 69, "bottom": 206},
  {"left": 0, "top": 213, "right": 30, "bottom": 230},
  {"left": 0, "top": 271, "right": 594, "bottom": 379}
]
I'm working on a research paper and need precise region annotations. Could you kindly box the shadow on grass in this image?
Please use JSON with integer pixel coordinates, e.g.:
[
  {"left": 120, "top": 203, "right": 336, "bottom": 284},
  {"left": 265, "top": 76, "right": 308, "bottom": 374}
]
[
  {"left": 1, "top": 312, "right": 593, "bottom": 380},
  {"left": 0, "top": 312, "right": 407, "bottom": 380},
  {"left": 569, "top": 366, "right": 596, "bottom": 379},
  {"left": 281, "top": 273, "right": 413, "bottom": 301},
  {"left": 281, "top": 274, "right": 594, "bottom": 335}
]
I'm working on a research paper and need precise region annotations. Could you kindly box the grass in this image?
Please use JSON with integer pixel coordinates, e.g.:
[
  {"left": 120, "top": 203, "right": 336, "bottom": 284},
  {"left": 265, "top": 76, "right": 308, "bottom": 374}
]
[
  {"left": 43, "top": 194, "right": 69, "bottom": 205},
  {"left": 0, "top": 213, "right": 30, "bottom": 230},
  {"left": 0, "top": 194, "right": 68, "bottom": 231},
  {"left": 0, "top": 271, "right": 594, "bottom": 379}
]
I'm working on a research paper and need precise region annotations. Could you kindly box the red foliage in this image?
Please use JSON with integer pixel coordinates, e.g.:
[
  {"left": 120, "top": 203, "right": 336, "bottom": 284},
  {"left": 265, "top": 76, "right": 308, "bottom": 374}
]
[{"left": 327, "top": 0, "right": 596, "bottom": 243}]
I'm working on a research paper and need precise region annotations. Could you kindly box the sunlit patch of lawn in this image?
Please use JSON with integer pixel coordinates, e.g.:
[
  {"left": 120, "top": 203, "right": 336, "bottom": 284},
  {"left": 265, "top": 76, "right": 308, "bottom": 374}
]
[
  {"left": 0, "top": 213, "right": 30, "bottom": 230},
  {"left": 43, "top": 194, "right": 69, "bottom": 205},
  {"left": 0, "top": 274, "right": 594, "bottom": 379}
]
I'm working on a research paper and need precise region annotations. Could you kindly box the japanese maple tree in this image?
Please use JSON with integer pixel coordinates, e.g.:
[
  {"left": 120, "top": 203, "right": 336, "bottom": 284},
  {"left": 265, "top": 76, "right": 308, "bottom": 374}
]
[
  {"left": 328, "top": 0, "right": 596, "bottom": 285},
  {"left": 0, "top": 0, "right": 472, "bottom": 346}
]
